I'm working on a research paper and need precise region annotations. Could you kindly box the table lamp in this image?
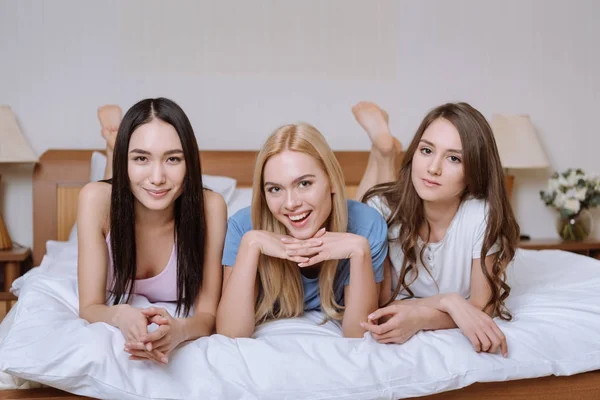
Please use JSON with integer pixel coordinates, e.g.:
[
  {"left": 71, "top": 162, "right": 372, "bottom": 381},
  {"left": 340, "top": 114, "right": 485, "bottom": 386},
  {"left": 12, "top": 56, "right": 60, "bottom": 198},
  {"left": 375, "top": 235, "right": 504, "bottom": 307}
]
[
  {"left": 491, "top": 114, "right": 550, "bottom": 240},
  {"left": 0, "top": 106, "right": 38, "bottom": 250},
  {"left": 491, "top": 114, "right": 550, "bottom": 200}
]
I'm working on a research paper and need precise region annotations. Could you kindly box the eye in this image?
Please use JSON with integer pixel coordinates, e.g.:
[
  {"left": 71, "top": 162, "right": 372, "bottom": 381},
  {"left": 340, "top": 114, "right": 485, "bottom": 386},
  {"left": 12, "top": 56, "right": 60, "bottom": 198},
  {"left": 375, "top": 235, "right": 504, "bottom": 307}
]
[
  {"left": 420, "top": 147, "right": 432, "bottom": 155},
  {"left": 167, "top": 156, "right": 182, "bottom": 163},
  {"left": 134, "top": 156, "right": 147, "bottom": 162},
  {"left": 298, "top": 180, "right": 312, "bottom": 188},
  {"left": 267, "top": 186, "right": 280, "bottom": 194},
  {"left": 448, "top": 155, "right": 462, "bottom": 163}
]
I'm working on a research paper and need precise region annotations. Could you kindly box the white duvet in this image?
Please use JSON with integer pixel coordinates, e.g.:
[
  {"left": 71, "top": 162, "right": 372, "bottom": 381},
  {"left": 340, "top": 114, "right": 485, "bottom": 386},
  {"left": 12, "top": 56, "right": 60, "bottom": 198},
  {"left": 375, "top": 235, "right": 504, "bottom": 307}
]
[{"left": 1, "top": 240, "right": 599, "bottom": 399}]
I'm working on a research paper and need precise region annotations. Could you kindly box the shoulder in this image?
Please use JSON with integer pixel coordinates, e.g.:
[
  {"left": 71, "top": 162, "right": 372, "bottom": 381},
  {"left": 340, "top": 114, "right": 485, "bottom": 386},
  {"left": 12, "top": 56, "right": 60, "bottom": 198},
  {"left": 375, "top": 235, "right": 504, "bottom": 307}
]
[
  {"left": 203, "top": 189, "right": 227, "bottom": 214},
  {"left": 203, "top": 189, "right": 227, "bottom": 226},
  {"left": 227, "top": 206, "right": 253, "bottom": 232},
  {"left": 455, "top": 198, "right": 491, "bottom": 237},
  {"left": 347, "top": 200, "right": 387, "bottom": 239},
  {"left": 78, "top": 181, "right": 111, "bottom": 213},
  {"left": 365, "top": 195, "right": 392, "bottom": 220},
  {"left": 79, "top": 180, "right": 111, "bottom": 201},
  {"left": 77, "top": 181, "right": 111, "bottom": 232},
  {"left": 459, "top": 197, "right": 489, "bottom": 220}
]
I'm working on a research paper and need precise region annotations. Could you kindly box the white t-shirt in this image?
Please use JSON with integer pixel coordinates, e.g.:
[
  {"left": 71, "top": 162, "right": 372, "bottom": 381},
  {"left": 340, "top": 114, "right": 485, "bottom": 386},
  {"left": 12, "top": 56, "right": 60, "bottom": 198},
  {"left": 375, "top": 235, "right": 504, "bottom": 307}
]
[{"left": 368, "top": 196, "right": 500, "bottom": 300}]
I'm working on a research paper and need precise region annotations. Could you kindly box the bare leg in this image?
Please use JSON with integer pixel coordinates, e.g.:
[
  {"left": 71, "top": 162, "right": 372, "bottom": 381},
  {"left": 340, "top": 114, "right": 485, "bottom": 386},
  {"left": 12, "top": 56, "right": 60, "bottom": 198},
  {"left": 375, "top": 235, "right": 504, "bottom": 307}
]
[
  {"left": 97, "top": 105, "right": 122, "bottom": 180},
  {"left": 352, "top": 102, "right": 402, "bottom": 201}
]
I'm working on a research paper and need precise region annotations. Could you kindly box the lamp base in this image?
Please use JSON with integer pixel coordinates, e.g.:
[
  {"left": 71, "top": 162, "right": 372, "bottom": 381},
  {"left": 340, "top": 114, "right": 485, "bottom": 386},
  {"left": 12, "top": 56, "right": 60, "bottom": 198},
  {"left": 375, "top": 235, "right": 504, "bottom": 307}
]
[
  {"left": 0, "top": 212, "right": 12, "bottom": 250},
  {"left": 0, "top": 173, "right": 12, "bottom": 250},
  {"left": 505, "top": 174, "right": 515, "bottom": 200}
]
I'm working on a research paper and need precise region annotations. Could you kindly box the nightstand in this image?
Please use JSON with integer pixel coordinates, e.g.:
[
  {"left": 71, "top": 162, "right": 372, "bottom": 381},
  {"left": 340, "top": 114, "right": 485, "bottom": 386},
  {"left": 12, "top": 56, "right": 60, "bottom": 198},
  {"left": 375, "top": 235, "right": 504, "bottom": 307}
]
[
  {"left": 518, "top": 238, "right": 600, "bottom": 260},
  {"left": 0, "top": 246, "right": 32, "bottom": 293}
]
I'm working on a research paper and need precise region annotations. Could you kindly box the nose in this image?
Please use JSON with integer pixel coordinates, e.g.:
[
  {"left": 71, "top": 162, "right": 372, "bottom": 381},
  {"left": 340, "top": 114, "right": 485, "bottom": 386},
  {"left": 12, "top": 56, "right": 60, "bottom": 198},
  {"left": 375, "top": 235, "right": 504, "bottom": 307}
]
[
  {"left": 149, "top": 162, "right": 166, "bottom": 185},
  {"left": 427, "top": 155, "right": 442, "bottom": 176},
  {"left": 284, "top": 189, "right": 302, "bottom": 210}
]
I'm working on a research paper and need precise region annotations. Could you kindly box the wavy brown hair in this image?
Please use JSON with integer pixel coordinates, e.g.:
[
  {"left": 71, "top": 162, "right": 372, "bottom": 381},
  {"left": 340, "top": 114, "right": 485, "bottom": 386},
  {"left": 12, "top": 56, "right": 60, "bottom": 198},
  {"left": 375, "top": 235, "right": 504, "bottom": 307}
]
[
  {"left": 251, "top": 123, "right": 348, "bottom": 323},
  {"left": 363, "top": 102, "right": 519, "bottom": 320}
]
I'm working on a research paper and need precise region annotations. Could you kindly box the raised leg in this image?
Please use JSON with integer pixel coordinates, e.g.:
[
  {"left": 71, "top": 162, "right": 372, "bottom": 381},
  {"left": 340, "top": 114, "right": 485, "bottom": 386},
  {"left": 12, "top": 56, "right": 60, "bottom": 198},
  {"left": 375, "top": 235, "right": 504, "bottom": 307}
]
[
  {"left": 97, "top": 105, "right": 122, "bottom": 180},
  {"left": 352, "top": 101, "right": 402, "bottom": 200}
]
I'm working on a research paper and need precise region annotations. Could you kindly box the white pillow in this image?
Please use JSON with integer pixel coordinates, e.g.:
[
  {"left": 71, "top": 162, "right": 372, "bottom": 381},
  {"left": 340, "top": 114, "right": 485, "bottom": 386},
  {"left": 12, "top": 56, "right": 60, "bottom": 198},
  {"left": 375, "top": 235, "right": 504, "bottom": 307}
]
[
  {"left": 90, "top": 151, "right": 107, "bottom": 183},
  {"left": 202, "top": 174, "right": 237, "bottom": 204},
  {"left": 227, "top": 188, "right": 253, "bottom": 217}
]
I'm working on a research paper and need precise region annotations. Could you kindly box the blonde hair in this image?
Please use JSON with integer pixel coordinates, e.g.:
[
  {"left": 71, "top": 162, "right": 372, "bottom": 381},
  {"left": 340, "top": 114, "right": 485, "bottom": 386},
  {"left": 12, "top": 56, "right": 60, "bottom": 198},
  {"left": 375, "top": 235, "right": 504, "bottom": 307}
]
[{"left": 251, "top": 123, "right": 348, "bottom": 323}]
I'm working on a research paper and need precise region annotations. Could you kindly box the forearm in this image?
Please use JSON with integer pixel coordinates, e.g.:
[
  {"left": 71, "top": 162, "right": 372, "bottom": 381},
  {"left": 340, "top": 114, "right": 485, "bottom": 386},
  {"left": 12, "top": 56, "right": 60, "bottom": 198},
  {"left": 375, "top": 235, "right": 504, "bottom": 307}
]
[
  {"left": 79, "top": 303, "right": 127, "bottom": 328},
  {"left": 394, "top": 292, "right": 493, "bottom": 331},
  {"left": 216, "top": 244, "right": 260, "bottom": 338},
  {"left": 342, "top": 252, "right": 378, "bottom": 338},
  {"left": 402, "top": 293, "right": 454, "bottom": 310},
  {"left": 412, "top": 304, "right": 457, "bottom": 331},
  {"left": 390, "top": 293, "right": 460, "bottom": 331},
  {"left": 178, "top": 312, "right": 215, "bottom": 341},
  {"left": 407, "top": 293, "right": 493, "bottom": 316}
]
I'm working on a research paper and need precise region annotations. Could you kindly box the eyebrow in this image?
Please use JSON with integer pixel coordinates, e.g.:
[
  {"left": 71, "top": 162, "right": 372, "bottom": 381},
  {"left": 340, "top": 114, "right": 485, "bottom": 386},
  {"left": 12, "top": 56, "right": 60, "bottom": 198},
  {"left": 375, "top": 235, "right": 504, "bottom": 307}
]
[
  {"left": 264, "top": 174, "right": 316, "bottom": 187},
  {"left": 419, "top": 139, "right": 463, "bottom": 155},
  {"left": 129, "top": 149, "right": 184, "bottom": 156}
]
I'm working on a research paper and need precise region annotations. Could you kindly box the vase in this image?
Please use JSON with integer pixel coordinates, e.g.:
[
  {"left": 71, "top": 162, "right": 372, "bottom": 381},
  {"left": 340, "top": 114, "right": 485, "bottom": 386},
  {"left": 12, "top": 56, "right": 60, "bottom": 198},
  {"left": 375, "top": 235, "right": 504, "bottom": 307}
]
[{"left": 556, "top": 209, "right": 593, "bottom": 241}]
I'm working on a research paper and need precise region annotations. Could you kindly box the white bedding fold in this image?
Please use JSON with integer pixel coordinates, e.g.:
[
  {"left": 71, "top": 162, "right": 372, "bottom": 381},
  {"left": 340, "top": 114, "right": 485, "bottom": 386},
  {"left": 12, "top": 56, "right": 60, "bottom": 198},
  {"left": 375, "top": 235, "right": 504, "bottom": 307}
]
[{"left": 0, "top": 245, "right": 599, "bottom": 399}]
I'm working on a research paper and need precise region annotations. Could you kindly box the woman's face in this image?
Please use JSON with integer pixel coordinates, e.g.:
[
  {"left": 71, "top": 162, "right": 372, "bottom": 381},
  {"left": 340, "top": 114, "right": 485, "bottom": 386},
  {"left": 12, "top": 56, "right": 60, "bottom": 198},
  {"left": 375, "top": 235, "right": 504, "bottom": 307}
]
[
  {"left": 262, "top": 151, "right": 333, "bottom": 240},
  {"left": 127, "top": 118, "right": 186, "bottom": 211},
  {"left": 411, "top": 118, "right": 466, "bottom": 203}
]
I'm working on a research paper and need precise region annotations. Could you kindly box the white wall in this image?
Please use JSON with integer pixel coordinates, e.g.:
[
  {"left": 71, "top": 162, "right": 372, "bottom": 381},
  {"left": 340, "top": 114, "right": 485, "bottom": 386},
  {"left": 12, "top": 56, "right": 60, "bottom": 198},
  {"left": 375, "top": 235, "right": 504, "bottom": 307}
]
[{"left": 1, "top": 0, "right": 599, "bottom": 249}]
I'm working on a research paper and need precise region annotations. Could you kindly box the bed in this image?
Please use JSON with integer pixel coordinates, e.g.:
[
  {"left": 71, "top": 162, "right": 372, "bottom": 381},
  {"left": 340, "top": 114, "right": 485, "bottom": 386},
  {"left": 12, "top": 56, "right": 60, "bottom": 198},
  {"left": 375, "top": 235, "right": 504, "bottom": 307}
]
[{"left": 0, "top": 149, "right": 599, "bottom": 400}]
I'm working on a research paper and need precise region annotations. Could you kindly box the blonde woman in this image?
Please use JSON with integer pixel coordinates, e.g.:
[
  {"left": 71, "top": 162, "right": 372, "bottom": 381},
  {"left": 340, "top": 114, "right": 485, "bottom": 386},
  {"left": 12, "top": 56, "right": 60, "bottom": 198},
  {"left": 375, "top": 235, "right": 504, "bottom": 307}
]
[{"left": 216, "top": 124, "right": 388, "bottom": 338}]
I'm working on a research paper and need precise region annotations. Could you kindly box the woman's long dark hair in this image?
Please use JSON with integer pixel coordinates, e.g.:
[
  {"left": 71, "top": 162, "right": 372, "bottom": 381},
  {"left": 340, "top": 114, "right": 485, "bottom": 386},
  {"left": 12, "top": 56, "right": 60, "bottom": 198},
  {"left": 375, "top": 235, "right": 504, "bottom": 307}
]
[
  {"left": 363, "top": 102, "right": 520, "bottom": 320},
  {"left": 109, "top": 97, "right": 206, "bottom": 316}
]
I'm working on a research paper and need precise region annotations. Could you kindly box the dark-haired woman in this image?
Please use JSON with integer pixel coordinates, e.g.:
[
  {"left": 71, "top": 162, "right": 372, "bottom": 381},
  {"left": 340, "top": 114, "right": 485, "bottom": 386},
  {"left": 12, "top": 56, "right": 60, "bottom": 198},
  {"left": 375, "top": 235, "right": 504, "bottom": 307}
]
[{"left": 78, "top": 98, "right": 226, "bottom": 364}]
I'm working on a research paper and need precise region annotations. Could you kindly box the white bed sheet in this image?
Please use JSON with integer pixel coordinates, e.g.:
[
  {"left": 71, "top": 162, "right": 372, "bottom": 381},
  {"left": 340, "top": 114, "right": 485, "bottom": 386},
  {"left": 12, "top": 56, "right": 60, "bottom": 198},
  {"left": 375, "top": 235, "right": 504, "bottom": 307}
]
[{"left": 0, "top": 240, "right": 599, "bottom": 399}]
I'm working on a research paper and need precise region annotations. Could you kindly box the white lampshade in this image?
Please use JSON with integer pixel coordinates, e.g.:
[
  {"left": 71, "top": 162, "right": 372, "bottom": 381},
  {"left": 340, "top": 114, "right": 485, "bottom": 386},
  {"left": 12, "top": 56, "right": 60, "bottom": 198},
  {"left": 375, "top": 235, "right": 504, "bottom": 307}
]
[
  {"left": 0, "top": 105, "right": 38, "bottom": 163},
  {"left": 491, "top": 114, "right": 549, "bottom": 169}
]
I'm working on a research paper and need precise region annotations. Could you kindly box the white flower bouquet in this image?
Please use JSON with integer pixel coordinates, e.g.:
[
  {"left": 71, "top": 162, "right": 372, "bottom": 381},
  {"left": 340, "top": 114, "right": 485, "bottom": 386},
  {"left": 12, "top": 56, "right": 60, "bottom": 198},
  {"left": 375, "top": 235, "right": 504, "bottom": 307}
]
[{"left": 540, "top": 168, "right": 600, "bottom": 240}]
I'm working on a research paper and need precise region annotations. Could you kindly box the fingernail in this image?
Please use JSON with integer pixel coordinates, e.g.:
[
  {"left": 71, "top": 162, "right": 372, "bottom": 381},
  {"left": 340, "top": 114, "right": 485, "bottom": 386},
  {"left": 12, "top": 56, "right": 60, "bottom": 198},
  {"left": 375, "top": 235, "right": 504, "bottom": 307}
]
[
  {"left": 161, "top": 357, "right": 168, "bottom": 364},
  {"left": 146, "top": 344, "right": 152, "bottom": 351},
  {"left": 368, "top": 314, "right": 374, "bottom": 319},
  {"left": 281, "top": 238, "right": 290, "bottom": 242},
  {"left": 360, "top": 322, "right": 365, "bottom": 327}
]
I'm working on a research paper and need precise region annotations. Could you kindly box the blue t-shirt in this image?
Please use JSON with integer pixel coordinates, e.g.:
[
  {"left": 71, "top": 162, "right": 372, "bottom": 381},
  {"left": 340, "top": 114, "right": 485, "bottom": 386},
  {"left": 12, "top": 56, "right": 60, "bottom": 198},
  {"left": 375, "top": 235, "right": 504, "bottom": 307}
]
[{"left": 221, "top": 200, "right": 388, "bottom": 312}]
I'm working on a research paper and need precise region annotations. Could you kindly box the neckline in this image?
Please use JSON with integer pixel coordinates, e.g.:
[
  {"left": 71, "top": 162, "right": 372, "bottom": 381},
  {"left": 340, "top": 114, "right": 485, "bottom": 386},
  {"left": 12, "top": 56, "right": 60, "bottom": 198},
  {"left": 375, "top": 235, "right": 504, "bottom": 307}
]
[{"left": 418, "top": 199, "right": 464, "bottom": 248}]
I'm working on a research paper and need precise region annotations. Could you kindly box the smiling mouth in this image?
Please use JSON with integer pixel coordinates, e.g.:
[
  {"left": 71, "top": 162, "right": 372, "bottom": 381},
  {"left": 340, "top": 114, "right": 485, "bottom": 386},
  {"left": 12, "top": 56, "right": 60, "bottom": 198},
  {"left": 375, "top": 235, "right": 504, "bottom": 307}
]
[
  {"left": 145, "top": 188, "right": 170, "bottom": 198},
  {"left": 287, "top": 211, "right": 312, "bottom": 223}
]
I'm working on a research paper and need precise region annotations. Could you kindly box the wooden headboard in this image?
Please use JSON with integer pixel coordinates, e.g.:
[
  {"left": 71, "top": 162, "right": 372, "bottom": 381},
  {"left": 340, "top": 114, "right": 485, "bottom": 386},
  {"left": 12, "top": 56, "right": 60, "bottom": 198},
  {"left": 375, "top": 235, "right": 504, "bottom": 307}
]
[{"left": 33, "top": 149, "right": 398, "bottom": 266}]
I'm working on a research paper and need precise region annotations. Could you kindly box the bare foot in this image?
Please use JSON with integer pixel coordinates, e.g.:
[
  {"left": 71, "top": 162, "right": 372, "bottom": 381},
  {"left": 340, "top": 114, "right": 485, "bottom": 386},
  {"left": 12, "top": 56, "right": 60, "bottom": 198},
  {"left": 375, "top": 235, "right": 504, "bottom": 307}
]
[
  {"left": 352, "top": 101, "right": 396, "bottom": 156},
  {"left": 98, "top": 105, "right": 122, "bottom": 151}
]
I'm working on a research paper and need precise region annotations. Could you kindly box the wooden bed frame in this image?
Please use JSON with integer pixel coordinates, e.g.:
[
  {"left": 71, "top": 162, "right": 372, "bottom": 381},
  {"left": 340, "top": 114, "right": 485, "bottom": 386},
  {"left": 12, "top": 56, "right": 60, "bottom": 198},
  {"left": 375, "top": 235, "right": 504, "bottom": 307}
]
[{"left": 1, "top": 149, "right": 599, "bottom": 399}]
